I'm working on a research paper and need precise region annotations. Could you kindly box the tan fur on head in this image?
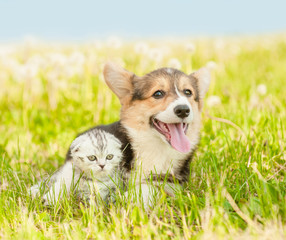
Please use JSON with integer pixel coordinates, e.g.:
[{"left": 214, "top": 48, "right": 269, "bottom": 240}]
[
  {"left": 103, "top": 63, "right": 211, "bottom": 125},
  {"left": 103, "top": 64, "right": 211, "bottom": 133},
  {"left": 104, "top": 63, "right": 210, "bottom": 102}
]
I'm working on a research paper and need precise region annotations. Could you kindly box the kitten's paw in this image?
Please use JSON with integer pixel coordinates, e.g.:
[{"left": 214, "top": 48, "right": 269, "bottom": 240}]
[
  {"left": 42, "top": 194, "right": 49, "bottom": 206},
  {"left": 29, "top": 185, "right": 41, "bottom": 198},
  {"left": 42, "top": 193, "right": 57, "bottom": 206}
]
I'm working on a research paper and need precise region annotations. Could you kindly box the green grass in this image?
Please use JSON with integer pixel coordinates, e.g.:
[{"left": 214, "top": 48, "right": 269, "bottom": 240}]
[{"left": 0, "top": 35, "right": 286, "bottom": 239}]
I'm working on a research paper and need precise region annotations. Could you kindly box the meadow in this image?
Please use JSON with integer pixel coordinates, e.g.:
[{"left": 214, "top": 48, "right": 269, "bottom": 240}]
[{"left": 0, "top": 35, "right": 285, "bottom": 239}]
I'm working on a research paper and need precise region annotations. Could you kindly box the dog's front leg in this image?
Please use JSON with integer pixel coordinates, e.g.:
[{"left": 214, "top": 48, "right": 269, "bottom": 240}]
[{"left": 125, "top": 183, "right": 159, "bottom": 210}]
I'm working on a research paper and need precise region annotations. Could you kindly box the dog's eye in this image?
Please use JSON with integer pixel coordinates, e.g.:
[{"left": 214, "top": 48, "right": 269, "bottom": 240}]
[
  {"left": 183, "top": 89, "right": 192, "bottom": 97},
  {"left": 88, "top": 155, "right": 97, "bottom": 161},
  {"left": 152, "top": 90, "right": 165, "bottom": 99},
  {"left": 106, "top": 154, "right": 114, "bottom": 160}
]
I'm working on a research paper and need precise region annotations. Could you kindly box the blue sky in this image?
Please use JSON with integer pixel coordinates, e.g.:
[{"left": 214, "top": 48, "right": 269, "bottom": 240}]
[{"left": 0, "top": 0, "right": 286, "bottom": 41}]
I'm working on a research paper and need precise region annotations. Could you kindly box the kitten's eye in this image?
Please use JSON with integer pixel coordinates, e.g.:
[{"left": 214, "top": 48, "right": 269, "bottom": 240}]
[
  {"left": 183, "top": 89, "right": 192, "bottom": 97},
  {"left": 88, "top": 155, "right": 97, "bottom": 161},
  {"left": 152, "top": 90, "right": 165, "bottom": 99},
  {"left": 106, "top": 154, "right": 114, "bottom": 160}
]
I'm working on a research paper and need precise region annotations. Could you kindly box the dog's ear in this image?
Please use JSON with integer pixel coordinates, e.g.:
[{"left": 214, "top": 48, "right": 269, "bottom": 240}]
[
  {"left": 104, "top": 62, "right": 134, "bottom": 105},
  {"left": 191, "top": 67, "right": 211, "bottom": 99}
]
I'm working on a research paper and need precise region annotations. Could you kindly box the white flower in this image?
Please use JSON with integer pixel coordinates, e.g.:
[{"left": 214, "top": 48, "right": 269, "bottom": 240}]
[
  {"left": 69, "top": 52, "right": 85, "bottom": 65},
  {"left": 13, "top": 62, "right": 39, "bottom": 82},
  {"left": 26, "top": 55, "right": 46, "bottom": 70},
  {"left": 106, "top": 36, "right": 122, "bottom": 49},
  {"left": 0, "top": 45, "right": 15, "bottom": 57},
  {"left": 214, "top": 38, "right": 225, "bottom": 50},
  {"left": 134, "top": 42, "right": 149, "bottom": 55},
  {"left": 256, "top": 84, "right": 267, "bottom": 96},
  {"left": 91, "top": 40, "right": 103, "bottom": 49},
  {"left": 206, "top": 95, "right": 221, "bottom": 107},
  {"left": 48, "top": 53, "right": 68, "bottom": 67},
  {"left": 206, "top": 61, "right": 217, "bottom": 70},
  {"left": 167, "top": 58, "right": 181, "bottom": 69},
  {"left": 23, "top": 35, "right": 40, "bottom": 48},
  {"left": 249, "top": 94, "right": 259, "bottom": 108},
  {"left": 147, "top": 48, "right": 164, "bottom": 63},
  {"left": 1, "top": 58, "right": 18, "bottom": 71},
  {"left": 46, "top": 70, "right": 58, "bottom": 83},
  {"left": 185, "top": 42, "right": 196, "bottom": 53}
]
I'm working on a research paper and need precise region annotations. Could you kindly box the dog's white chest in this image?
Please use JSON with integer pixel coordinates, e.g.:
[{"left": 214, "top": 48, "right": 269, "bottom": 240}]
[{"left": 127, "top": 128, "right": 188, "bottom": 176}]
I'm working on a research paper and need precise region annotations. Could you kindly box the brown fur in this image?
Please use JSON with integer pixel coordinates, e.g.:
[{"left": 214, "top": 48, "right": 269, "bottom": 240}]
[{"left": 103, "top": 63, "right": 210, "bottom": 182}]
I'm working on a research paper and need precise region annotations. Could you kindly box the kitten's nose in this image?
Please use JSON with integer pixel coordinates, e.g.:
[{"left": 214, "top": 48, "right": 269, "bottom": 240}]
[{"left": 99, "top": 164, "right": 105, "bottom": 169}]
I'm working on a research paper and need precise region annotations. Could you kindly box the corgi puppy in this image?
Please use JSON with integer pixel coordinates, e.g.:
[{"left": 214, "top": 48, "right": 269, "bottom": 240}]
[{"left": 102, "top": 63, "right": 211, "bottom": 208}]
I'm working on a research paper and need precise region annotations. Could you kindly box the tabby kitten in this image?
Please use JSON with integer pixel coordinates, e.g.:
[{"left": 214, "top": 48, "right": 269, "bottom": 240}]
[{"left": 30, "top": 128, "right": 123, "bottom": 205}]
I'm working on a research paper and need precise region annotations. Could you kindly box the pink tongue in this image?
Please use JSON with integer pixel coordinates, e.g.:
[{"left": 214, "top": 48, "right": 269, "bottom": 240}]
[{"left": 167, "top": 123, "right": 191, "bottom": 153}]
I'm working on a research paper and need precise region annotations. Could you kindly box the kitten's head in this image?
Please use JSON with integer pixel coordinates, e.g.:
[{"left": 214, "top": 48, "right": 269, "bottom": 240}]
[{"left": 69, "top": 129, "right": 122, "bottom": 178}]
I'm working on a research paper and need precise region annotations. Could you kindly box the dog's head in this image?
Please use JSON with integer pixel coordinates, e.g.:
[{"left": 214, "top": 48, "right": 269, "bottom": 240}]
[{"left": 104, "top": 63, "right": 210, "bottom": 154}]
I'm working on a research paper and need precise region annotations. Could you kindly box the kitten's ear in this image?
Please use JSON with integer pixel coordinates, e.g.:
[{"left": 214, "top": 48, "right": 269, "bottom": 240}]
[
  {"left": 70, "top": 135, "right": 85, "bottom": 153},
  {"left": 190, "top": 67, "right": 211, "bottom": 99},
  {"left": 103, "top": 62, "right": 135, "bottom": 106}
]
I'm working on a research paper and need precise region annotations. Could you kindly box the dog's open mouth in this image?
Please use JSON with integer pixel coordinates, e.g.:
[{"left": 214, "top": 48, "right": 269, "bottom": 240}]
[{"left": 151, "top": 118, "right": 191, "bottom": 153}]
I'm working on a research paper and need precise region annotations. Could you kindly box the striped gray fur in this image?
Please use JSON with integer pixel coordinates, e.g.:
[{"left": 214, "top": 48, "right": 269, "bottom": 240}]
[{"left": 29, "top": 128, "right": 123, "bottom": 205}]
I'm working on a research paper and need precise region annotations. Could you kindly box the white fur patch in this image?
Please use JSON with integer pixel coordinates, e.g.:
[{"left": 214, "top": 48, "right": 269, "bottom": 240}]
[
  {"left": 166, "top": 68, "right": 173, "bottom": 74},
  {"left": 174, "top": 83, "right": 181, "bottom": 96},
  {"left": 155, "top": 96, "right": 193, "bottom": 124},
  {"left": 126, "top": 126, "right": 198, "bottom": 176}
]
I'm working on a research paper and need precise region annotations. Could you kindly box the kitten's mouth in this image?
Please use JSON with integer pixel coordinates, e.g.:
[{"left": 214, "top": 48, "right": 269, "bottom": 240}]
[{"left": 150, "top": 117, "right": 191, "bottom": 153}]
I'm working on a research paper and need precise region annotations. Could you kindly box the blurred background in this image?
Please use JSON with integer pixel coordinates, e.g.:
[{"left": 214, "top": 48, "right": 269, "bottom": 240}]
[
  {"left": 0, "top": 0, "right": 286, "bottom": 42},
  {"left": 0, "top": 0, "right": 286, "bottom": 166}
]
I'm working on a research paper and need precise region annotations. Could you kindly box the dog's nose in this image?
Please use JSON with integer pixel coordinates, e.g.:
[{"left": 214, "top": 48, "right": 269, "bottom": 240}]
[{"left": 174, "top": 105, "right": 190, "bottom": 118}]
